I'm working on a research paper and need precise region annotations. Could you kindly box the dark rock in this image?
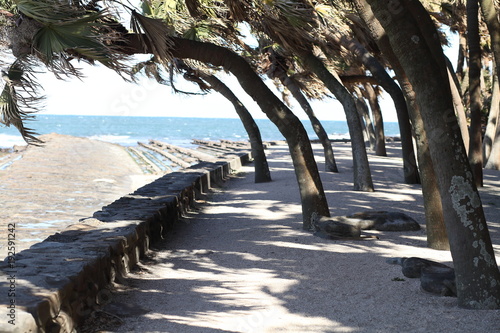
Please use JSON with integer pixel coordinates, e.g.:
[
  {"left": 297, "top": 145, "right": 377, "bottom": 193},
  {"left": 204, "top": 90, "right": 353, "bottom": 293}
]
[
  {"left": 347, "top": 211, "right": 420, "bottom": 231},
  {"left": 387, "top": 257, "right": 456, "bottom": 297},
  {"left": 420, "top": 266, "right": 456, "bottom": 297},
  {"left": 313, "top": 216, "right": 361, "bottom": 239}
]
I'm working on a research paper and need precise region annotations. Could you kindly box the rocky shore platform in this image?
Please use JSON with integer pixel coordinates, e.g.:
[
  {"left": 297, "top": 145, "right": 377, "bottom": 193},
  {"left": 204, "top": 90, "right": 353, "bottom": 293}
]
[{"left": 0, "top": 133, "right": 251, "bottom": 332}]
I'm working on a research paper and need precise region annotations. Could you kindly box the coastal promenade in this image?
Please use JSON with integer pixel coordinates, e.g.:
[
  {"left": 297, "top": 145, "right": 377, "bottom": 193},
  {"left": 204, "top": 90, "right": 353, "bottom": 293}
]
[{"left": 1, "top": 135, "right": 500, "bottom": 332}]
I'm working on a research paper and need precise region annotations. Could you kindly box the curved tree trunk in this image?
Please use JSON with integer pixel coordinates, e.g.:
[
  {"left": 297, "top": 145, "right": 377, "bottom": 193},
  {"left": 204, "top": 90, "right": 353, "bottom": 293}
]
[
  {"left": 201, "top": 74, "right": 272, "bottom": 183},
  {"left": 367, "top": 0, "right": 500, "bottom": 309},
  {"left": 266, "top": 51, "right": 338, "bottom": 172},
  {"left": 456, "top": 33, "right": 467, "bottom": 83},
  {"left": 332, "top": 32, "right": 419, "bottom": 183},
  {"left": 448, "top": 66, "right": 470, "bottom": 151},
  {"left": 479, "top": 0, "right": 500, "bottom": 85},
  {"left": 301, "top": 51, "right": 374, "bottom": 191},
  {"left": 485, "top": 113, "right": 500, "bottom": 169},
  {"left": 352, "top": 0, "right": 448, "bottom": 250},
  {"left": 353, "top": 86, "right": 376, "bottom": 150},
  {"left": 484, "top": 72, "right": 499, "bottom": 164},
  {"left": 159, "top": 37, "right": 330, "bottom": 229},
  {"left": 467, "top": 0, "right": 484, "bottom": 187},
  {"left": 362, "top": 83, "right": 387, "bottom": 156}
]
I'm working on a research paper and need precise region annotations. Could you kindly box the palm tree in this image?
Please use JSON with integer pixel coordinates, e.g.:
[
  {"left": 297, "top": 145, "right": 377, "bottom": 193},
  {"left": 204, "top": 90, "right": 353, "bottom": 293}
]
[{"left": 366, "top": 0, "right": 500, "bottom": 309}]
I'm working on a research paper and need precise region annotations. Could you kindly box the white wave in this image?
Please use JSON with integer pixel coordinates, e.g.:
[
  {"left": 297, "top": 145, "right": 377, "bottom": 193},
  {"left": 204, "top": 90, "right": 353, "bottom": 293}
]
[
  {"left": 88, "top": 134, "right": 136, "bottom": 145},
  {"left": 0, "top": 134, "right": 26, "bottom": 148}
]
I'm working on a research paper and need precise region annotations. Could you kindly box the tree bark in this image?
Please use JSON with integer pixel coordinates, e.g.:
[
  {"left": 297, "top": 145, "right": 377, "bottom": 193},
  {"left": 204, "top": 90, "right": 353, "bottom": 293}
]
[
  {"left": 467, "top": 0, "right": 484, "bottom": 187},
  {"left": 332, "top": 33, "right": 419, "bottom": 182},
  {"left": 448, "top": 66, "right": 470, "bottom": 152},
  {"left": 352, "top": 0, "right": 450, "bottom": 250},
  {"left": 366, "top": 0, "right": 500, "bottom": 308},
  {"left": 362, "top": 84, "right": 387, "bottom": 156},
  {"left": 201, "top": 74, "right": 272, "bottom": 183},
  {"left": 266, "top": 50, "right": 338, "bottom": 172},
  {"left": 301, "top": 51, "right": 374, "bottom": 191},
  {"left": 456, "top": 33, "right": 467, "bottom": 83},
  {"left": 484, "top": 72, "right": 499, "bottom": 165},
  {"left": 353, "top": 86, "right": 376, "bottom": 150},
  {"left": 124, "top": 36, "right": 331, "bottom": 229},
  {"left": 479, "top": 0, "right": 500, "bottom": 85}
]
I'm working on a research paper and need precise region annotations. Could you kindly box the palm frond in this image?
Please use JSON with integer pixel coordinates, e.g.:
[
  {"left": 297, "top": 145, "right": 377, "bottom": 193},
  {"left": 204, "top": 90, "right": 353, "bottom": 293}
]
[
  {"left": 130, "top": 10, "right": 175, "bottom": 65},
  {"left": 0, "top": 59, "right": 43, "bottom": 145}
]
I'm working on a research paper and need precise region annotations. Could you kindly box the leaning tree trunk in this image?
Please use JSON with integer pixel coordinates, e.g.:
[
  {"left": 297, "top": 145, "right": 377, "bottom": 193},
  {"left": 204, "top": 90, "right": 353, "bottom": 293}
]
[
  {"left": 485, "top": 112, "right": 500, "bottom": 169},
  {"left": 366, "top": 0, "right": 500, "bottom": 308},
  {"left": 201, "top": 74, "right": 272, "bottom": 183},
  {"left": 266, "top": 52, "right": 338, "bottom": 172},
  {"left": 333, "top": 32, "right": 419, "bottom": 182},
  {"left": 484, "top": 72, "right": 499, "bottom": 165},
  {"left": 353, "top": 86, "right": 376, "bottom": 150},
  {"left": 362, "top": 83, "right": 387, "bottom": 156},
  {"left": 300, "top": 51, "right": 374, "bottom": 191},
  {"left": 479, "top": 0, "right": 500, "bottom": 86},
  {"left": 448, "top": 66, "right": 470, "bottom": 152},
  {"left": 467, "top": 0, "right": 484, "bottom": 187},
  {"left": 352, "top": 0, "right": 448, "bottom": 250},
  {"left": 154, "top": 37, "right": 331, "bottom": 229}
]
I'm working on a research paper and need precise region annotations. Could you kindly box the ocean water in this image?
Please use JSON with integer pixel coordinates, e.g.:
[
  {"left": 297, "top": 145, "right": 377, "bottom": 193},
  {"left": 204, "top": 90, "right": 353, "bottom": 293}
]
[{"left": 0, "top": 115, "right": 401, "bottom": 148}]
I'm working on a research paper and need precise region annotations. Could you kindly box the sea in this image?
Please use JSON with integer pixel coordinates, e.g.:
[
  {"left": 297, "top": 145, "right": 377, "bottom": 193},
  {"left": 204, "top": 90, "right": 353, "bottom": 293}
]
[{"left": 0, "top": 114, "right": 401, "bottom": 148}]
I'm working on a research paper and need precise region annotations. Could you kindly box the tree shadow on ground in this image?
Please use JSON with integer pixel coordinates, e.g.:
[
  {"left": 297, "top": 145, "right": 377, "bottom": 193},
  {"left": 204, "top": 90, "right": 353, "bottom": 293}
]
[{"left": 105, "top": 143, "right": 500, "bottom": 332}]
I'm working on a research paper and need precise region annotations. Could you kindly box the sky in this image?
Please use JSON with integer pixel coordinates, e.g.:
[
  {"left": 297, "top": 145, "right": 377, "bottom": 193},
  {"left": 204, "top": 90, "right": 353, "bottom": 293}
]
[{"left": 32, "top": 32, "right": 458, "bottom": 123}]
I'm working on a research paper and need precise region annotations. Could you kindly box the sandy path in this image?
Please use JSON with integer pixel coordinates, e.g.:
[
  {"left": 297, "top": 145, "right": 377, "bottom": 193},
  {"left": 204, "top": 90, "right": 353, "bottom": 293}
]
[
  {"left": 100, "top": 143, "right": 500, "bottom": 333},
  {"left": 0, "top": 133, "right": 158, "bottom": 258}
]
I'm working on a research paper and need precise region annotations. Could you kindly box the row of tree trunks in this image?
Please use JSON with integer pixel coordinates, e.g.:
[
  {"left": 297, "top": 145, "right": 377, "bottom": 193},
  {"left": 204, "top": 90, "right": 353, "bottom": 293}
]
[
  {"left": 200, "top": 74, "right": 272, "bottom": 183},
  {"left": 362, "top": 83, "right": 387, "bottom": 156},
  {"left": 159, "top": 37, "right": 331, "bottom": 229},
  {"left": 365, "top": 0, "right": 500, "bottom": 309},
  {"left": 352, "top": 0, "right": 446, "bottom": 250},
  {"left": 332, "top": 32, "right": 418, "bottom": 182},
  {"left": 266, "top": 48, "right": 338, "bottom": 172},
  {"left": 300, "top": 51, "right": 374, "bottom": 192},
  {"left": 479, "top": 0, "right": 500, "bottom": 86}
]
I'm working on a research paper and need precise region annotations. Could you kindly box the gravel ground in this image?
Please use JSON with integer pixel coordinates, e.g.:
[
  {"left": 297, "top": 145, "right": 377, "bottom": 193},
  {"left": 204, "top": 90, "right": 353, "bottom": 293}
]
[{"left": 93, "top": 142, "right": 500, "bottom": 333}]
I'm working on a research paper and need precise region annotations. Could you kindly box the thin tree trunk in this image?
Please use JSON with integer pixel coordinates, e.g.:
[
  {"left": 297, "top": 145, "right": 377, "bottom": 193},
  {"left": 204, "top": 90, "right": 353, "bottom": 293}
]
[
  {"left": 485, "top": 113, "right": 500, "bottom": 169},
  {"left": 353, "top": 86, "right": 376, "bottom": 150},
  {"left": 367, "top": 0, "right": 500, "bottom": 308},
  {"left": 266, "top": 50, "right": 338, "bottom": 172},
  {"left": 352, "top": 0, "right": 448, "bottom": 250},
  {"left": 484, "top": 72, "right": 499, "bottom": 164},
  {"left": 301, "top": 51, "right": 374, "bottom": 192},
  {"left": 479, "top": 0, "right": 500, "bottom": 85},
  {"left": 201, "top": 74, "right": 272, "bottom": 183},
  {"left": 332, "top": 32, "right": 419, "bottom": 183},
  {"left": 467, "top": 0, "right": 484, "bottom": 187},
  {"left": 448, "top": 66, "right": 470, "bottom": 152},
  {"left": 281, "top": 76, "right": 339, "bottom": 172},
  {"left": 126, "top": 36, "right": 332, "bottom": 229},
  {"left": 363, "top": 83, "right": 387, "bottom": 156},
  {"left": 457, "top": 33, "right": 467, "bottom": 82}
]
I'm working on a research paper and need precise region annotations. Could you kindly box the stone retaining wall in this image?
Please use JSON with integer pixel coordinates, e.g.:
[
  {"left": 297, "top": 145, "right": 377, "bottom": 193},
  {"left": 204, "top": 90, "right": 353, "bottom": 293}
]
[{"left": 0, "top": 152, "right": 250, "bottom": 333}]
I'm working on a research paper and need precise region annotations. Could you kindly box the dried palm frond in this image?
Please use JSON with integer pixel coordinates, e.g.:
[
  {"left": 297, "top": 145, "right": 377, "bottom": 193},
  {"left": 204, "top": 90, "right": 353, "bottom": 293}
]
[
  {"left": 0, "top": 59, "right": 43, "bottom": 145},
  {"left": 130, "top": 10, "right": 175, "bottom": 65}
]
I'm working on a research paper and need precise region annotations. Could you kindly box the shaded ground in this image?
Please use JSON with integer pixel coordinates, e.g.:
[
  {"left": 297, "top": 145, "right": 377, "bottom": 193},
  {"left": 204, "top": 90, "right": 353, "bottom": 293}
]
[{"left": 96, "top": 143, "right": 500, "bottom": 333}]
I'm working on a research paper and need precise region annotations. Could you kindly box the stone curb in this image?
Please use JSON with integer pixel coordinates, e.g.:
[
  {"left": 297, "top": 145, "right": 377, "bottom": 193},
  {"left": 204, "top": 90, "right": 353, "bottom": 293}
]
[{"left": 0, "top": 152, "right": 250, "bottom": 333}]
